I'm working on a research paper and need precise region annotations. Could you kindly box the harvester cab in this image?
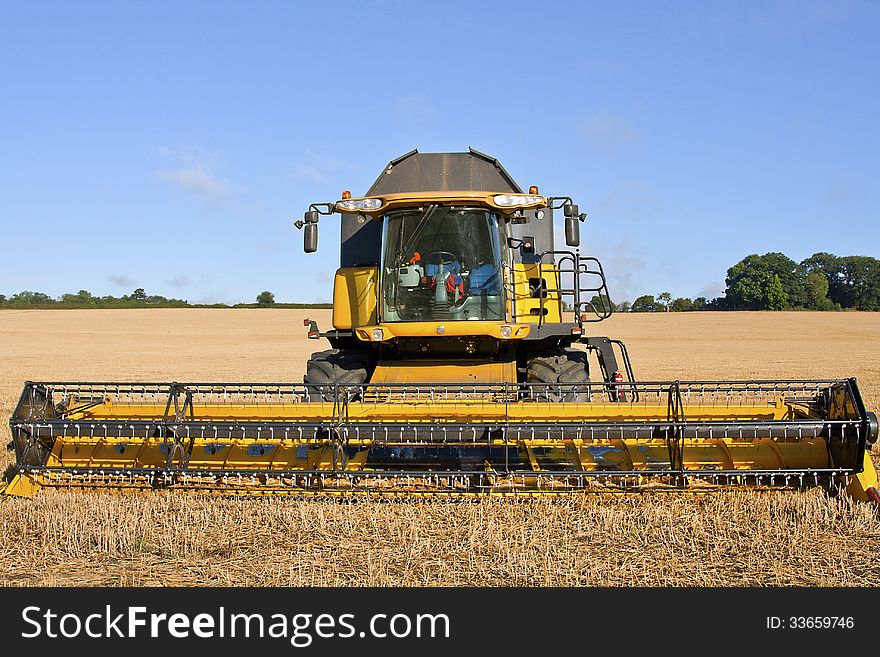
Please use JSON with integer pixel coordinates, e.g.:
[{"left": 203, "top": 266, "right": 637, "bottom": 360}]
[
  {"left": 294, "top": 148, "right": 631, "bottom": 391},
  {"left": 3, "top": 149, "right": 878, "bottom": 503}
]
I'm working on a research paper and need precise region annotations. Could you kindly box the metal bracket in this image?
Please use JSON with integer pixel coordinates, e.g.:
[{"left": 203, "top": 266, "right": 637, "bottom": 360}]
[
  {"left": 580, "top": 336, "right": 638, "bottom": 401},
  {"left": 304, "top": 318, "right": 321, "bottom": 339}
]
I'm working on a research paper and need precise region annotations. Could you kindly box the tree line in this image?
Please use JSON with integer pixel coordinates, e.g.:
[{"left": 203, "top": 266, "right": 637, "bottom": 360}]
[
  {"left": 4, "top": 252, "right": 878, "bottom": 312},
  {"left": 0, "top": 288, "right": 331, "bottom": 309},
  {"left": 609, "top": 252, "right": 880, "bottom": 312}
]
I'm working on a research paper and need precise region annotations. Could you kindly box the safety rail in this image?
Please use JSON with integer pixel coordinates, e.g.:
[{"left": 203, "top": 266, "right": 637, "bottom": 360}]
[
  {"left": 13, "top": 378, "right": 865, "bottom": 409},
  {"left": 506, "top": 250, "right": 612, "bottom": 327}
]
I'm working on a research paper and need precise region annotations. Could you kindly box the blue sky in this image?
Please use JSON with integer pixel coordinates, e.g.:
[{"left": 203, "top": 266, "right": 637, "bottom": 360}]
[{"left": 1, "top": 1, "right": 877, "bottom": 304}]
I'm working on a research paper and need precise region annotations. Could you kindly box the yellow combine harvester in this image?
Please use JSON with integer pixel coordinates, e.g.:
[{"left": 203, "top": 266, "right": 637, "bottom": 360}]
[{"left": 3, "top": 149, "right": 878, "bottom": 503}]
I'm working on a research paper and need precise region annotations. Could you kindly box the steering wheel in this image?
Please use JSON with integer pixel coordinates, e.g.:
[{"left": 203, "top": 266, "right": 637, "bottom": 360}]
[{"left": 424, "top": 251, "right": 458, "bottom": 266}]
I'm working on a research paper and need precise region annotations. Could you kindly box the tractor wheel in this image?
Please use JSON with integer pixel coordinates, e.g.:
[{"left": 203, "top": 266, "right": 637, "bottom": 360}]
[
  {"left": 526, "top": 349, "right": 591, "bottom": 402},
  {"left": 303, "top": 349, "right": 372, "bottom": 402}
]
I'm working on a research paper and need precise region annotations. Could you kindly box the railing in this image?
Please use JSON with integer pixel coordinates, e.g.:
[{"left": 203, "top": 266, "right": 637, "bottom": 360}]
[
  {"left": 506, "top": 250, "right": 613, "bottom": 327},
  {"left": 12, "top": 379, "right": 863, "bottom": 410},
  {"left": 12, "top": 379, "right": 868, "bottom": 412}
]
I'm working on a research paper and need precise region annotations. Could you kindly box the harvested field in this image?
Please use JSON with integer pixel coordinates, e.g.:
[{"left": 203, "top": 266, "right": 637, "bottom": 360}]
[{"left": 1, "top": 309, "right": 879, "bottom": 586}]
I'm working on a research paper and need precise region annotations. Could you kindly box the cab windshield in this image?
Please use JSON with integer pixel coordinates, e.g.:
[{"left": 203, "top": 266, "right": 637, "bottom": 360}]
[{"left": 381, "top": 206, "right": 505, "bottom": 322}]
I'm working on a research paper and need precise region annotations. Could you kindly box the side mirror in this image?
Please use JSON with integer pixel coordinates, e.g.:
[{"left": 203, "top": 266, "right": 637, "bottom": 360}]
[
  {"left": 563, "top": 203, "right": 580, "bottom": 247},
  {"left": 304, "top": 223, "right": 318, "bottom": 253}
]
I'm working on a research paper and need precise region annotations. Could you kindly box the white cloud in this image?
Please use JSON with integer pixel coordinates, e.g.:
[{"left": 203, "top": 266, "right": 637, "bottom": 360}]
[
  {"left": 191, "top": 294, "right": 237, "bottom": 305},
  {"left": 596, "top": 241, "right": 648, "bottom": 304},
  {"left": 577, "top": 56, "right": 625, "bottom": 77},
  {"left": 396, "top": 95, "right": 435, "bottom": 125},
  {"left": 697, "top": 281, "right": 725, "bottom": 300},
  {"left": 593, "top": 181, "right": 659, "bottom": 220},
  {"left": 160, "top": 166, "right": 227, "bottom": 198},
  {"left": 292, "top": 150, "right": 360, "bottom": 183},
  {"left": 166, "top": 275, "right": 191, "bottom": 288},
  {"left": 579, "top": 110, "right": 639, "bottom": 155},
  {"left": 747, "top": 0, "right": 854, "bottom": 34},
  {"left": 156, "top": 146, "right": 237, "bottom": 200},
  {"left": 107, "top": 274, "right": 136, "bottom": 287},
  {"left": 820, "top": 183, "right": 865, "bottom": 206}
]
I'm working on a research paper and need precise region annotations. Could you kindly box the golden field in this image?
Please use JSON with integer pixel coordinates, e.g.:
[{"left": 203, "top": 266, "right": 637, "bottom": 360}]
[{"left": 1, "top": 309, "right": 879, "bottom": 586}]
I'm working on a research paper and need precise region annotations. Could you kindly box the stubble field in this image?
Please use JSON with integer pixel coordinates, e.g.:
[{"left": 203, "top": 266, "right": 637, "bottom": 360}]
[{"left": 1, "top": 309, "right": 878, "bottom": 586}]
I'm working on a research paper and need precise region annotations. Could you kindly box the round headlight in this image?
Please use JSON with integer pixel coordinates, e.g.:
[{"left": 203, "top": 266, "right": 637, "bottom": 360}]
[
  {"left": 499, "top": 325, "right": 513, "bottom": 338},
  {"left": 371, "top": 328, "right": 384, "bottom": 341}
]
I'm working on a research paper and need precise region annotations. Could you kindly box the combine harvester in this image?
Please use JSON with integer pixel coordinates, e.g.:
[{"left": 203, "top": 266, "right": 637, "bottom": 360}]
[{"left": 3, "top": 149, "right": 878, "bottom": 503}]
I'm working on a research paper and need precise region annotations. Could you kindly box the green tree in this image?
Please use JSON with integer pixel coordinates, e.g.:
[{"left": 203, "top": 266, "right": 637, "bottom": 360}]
[
  {"left": 803, "top": 253, "right": 880, "bottom": 309},
  {"left": 843, "top": 256, "right": 880, "bottom": 310},
  {"left": 724, "top": 253, "right": 806, "bottom": 309},
  {"left": 804, "top": 270, "right": 833, "bottom": 310},
  {"left": 691, "top": 297, "right": 708, "bottom": 310},
  {"left": 0, "top": 294, "right": 6, "bottom": 305},
  {"left": 256, "top": 290, "right": 276, "bottom": 306},
  {"left": 131, "top": 288, "right": 147, "bottom": 302},
  {"left": 670, "top": 297, "right": 693, "bottom": 312},
  {"left": 658, "top": 291, "right": 672, "bottom": 311},
  {"left": 765, "top": 273, "right": 788, "bottom": 310},
  {"left": 616, "top": 300, "right": 632, "bottom": 312},
  {"left": 589, "top": 293, "right": 613, "bottom": 314},
  {"left": 61, "top": 289, "right": 96, "bottom": 306},
  {"left": 631, "top": 295, "right": 661, "bottom": 312},
  {"left": 9, "top": 291, "right": 53, "bottom": 305}
]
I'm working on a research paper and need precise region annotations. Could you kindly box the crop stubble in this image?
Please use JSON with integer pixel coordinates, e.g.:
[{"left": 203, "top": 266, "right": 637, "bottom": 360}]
[{"left": 1, "top": 309, "right": 878, "bottom": 586}]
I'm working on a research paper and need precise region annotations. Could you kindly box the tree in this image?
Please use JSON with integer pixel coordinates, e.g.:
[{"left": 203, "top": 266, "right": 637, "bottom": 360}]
[
  {"left": 658, "top": 291, "right": 672, "bottom": 311},
  {"left": 589, "top": 294, "right": 613, "bottom": 314},
  {"left": 61, "top": 289, "right": 96, "bottom": 306},
  {"left": 131, "top": 288, "right": 147, "bottom": 302},
  {"left": 0, "top": 294, "right": 6, "bottom": 305},
  {"left": 804, "top": 270, "right": 833, "bottom": 310},
  {"left": 802, "top": 253, "right": 880, "bottom": 310},
  {"left": 256, "top": 290, "right": 276, "bottom": 306},
  {"left": 841, "top": 256, "right": 880, "bottom": 310},
  {"left": 691, "top": 297, "right": 708, "bottom": 310},
  {"left": 631, "top": 295, "right": 661, "bottom": 312},
  {"left": 616, "top": 300, "right": 632, "bottom": 313},
  {"left": 723, "top": 252, "right": 806, "bottom": 310},
  {"left": 765, "top": 274, "right": 788, "bottom": 310},
  {"left": 670, "top": 297, "right": 694, "bottom": 312},
  {"left": 9, "top": 291, "right": 53, "bottom": 305}
]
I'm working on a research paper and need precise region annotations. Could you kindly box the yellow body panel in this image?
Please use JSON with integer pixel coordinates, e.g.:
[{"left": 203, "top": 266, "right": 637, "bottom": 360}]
[
  {"left": 845, "top": 452, "right": 879, "bottom": 502},
  {"left": 354, "top": 321, "right": 530, "bottom": 342},
  {"left": 63, "top": 398, "right": 794, "bottom": 424},
  {"left": 370, "top": 359, "right": 517, "bottom": 384},
  {"left": 0, "top": 473, "right": 41, "bottom": 498},
  {"left": 333, "top": 267, "right": 378, "bottom": 329},
  {"left": 508, "top": 263, "right": 563, "bottom": 324}
]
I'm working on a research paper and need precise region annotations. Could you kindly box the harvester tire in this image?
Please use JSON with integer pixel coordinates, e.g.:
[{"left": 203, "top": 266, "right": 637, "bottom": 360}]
[
  {"left": 526, "top": 349, "right": 590, "bottom": 402},
  {"left": 304, "top": 349, "right": 372, "bottom": 402}
]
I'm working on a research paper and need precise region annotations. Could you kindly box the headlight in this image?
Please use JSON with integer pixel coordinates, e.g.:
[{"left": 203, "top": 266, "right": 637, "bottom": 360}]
[
  {"left": 371, "top": 328, "right": 384, "bottom": 341},
  {"left": 499, "top": 325, "right": 513, "bottom": 338},
  {"left": 336, "top": 197, "right": 384, "bottom": 212},
  {"left": 493, "top": 194, "right": 544, "bottom": 208}
]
